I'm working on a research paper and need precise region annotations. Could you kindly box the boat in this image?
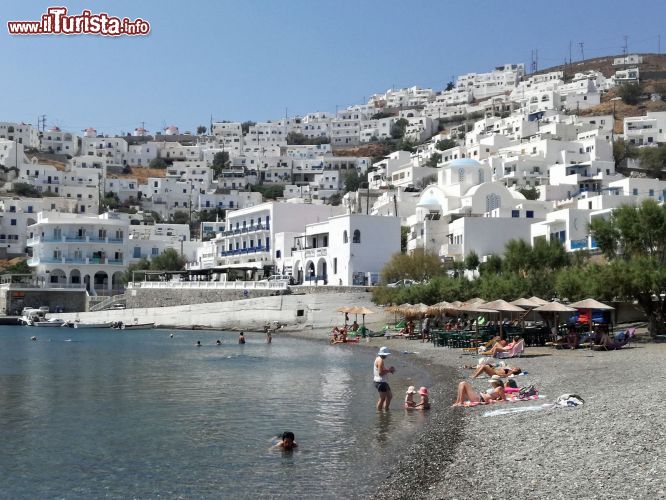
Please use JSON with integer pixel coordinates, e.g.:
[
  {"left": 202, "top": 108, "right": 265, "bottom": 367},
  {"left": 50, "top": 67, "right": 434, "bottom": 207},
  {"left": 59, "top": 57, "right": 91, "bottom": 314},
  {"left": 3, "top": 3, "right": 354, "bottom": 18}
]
[
  {"left": 112, "top": 321, "right": 155, "bottom": 330},
  {"left": 73, "top": 321, "right": 113, "bottom": 329},
  {"left": 33, "top": 318, "right": 67, "bottom": 327},
  {"left": 19, "top": 308, "right": 46, "bottom": 326}
]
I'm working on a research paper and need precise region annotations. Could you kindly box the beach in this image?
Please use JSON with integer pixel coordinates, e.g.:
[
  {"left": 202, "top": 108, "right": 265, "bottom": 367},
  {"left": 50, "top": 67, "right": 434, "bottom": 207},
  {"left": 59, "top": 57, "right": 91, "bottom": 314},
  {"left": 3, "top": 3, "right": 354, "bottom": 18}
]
[{"left": 279, "top": 328, "right": 666, "bottom": 499}]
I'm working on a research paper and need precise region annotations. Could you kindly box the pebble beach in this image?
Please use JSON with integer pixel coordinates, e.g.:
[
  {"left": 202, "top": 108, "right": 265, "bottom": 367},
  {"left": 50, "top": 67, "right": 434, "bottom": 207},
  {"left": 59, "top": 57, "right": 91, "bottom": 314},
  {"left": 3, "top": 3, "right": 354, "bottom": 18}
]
[{"left": 280, "top": 328, "right": 666, "bottom": 499}]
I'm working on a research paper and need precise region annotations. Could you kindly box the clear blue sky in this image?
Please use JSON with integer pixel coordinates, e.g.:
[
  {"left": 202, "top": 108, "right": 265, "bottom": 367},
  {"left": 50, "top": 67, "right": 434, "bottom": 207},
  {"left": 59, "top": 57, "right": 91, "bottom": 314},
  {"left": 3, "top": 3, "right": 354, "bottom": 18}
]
[{"left": 1, "top": 0, "right": 664, "bottom": 135}]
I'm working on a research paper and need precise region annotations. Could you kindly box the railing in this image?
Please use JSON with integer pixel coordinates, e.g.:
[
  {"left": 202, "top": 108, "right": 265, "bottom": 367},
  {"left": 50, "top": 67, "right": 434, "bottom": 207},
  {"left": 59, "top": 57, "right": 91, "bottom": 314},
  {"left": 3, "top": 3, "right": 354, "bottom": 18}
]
[
  {"left": 90, "top": 294, "right": 127, "bottom": 312},
  {"left": 27, "top": 235, "right": 125, "bottom": 245},
  {"left": 128, "top": 280, "right": 287, "bottom": 291},
  {"left": 28, "top": 257, "right": 125, "bottom": 265}
]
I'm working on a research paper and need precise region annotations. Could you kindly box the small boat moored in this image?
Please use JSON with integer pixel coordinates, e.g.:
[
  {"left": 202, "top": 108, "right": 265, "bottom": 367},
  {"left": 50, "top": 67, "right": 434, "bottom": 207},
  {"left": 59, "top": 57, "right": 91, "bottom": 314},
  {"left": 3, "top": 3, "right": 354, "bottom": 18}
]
[
  {"left": 112, "top": 321, "right": 155, "bottom": 330},
  {"left": 73, "top": 321, "right": 113, "bottom": 329},
  {"left": 33, "top": 318, "right": 67, "bottom": 327}
]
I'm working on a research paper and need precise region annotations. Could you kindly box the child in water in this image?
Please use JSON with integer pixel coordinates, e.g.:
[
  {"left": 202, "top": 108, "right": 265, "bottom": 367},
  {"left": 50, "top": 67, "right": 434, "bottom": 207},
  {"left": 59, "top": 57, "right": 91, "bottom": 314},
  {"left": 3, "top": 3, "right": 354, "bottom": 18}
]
[
  {"left": 404, "top": 386, "right": 417, "bottom": 409},
  {"left": 272, "top": 431, "right": 298, "bottom": 451},
  {"left": 415, "top": 387, "right": 430, "bottom": 410}
]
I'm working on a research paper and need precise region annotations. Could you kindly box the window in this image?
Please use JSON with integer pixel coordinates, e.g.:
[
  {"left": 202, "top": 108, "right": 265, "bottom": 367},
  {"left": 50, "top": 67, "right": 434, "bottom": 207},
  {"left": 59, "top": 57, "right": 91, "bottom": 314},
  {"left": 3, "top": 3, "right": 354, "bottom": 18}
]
[
  {"left": 333, "top": 257, "right": 337, "bottom": 274},
  {"left": 633, "top": 188, "right": 638, "bottom": 195},
  {"left": 276, "top": 250, "right": 281, "bottom": 258},
  {"left": 511, "top": 210, "right": 519, "bottom": 218},
  {"left": 649, "top": 189, "right": 655, "bottom": 197},
  {"left": 152, "top": 248, "right": 159, "bottom": 256},
  {"left": 526, "top": 210, "right": 534, "bottom": 218},
  {"left": 343, "top": 230, "right": 348, "bottom": 243},
  {"left": 458, "top": 168, "right": 465, "bottom": 183},
  {"left": 10, "top": 219, "right": 16, "bottom": 226},
  {"left": 352, "top": 229, "right": 361, "bottom": 243},
  {"left": 133, "top": 247, "right": 141, "bottom": 258}
]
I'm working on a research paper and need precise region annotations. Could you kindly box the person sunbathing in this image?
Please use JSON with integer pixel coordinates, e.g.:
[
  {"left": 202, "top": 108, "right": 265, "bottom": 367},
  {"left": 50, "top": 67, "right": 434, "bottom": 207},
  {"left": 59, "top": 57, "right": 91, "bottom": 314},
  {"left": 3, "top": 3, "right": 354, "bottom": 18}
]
[
  {"left": 471, "top": 364, "right": 522, "bottom": 378},
  {"left": 453, "top": 377, "right": 505, "bottom": 406},
  {"left": 479, "top": 336, "right": 522, "bottom": 356},
  {"left": 591, "top": 332, "right": 630, "bottom": 351}
]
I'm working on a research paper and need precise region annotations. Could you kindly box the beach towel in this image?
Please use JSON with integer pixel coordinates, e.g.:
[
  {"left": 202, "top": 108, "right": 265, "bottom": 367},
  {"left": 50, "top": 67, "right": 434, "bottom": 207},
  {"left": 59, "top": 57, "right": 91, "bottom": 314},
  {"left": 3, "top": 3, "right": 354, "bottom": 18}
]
[
  {"left": 483, "top": 404, "right": 555, "bottom": 417},
  {"left": 461, "top": 394, "right": 543, "bottom": 407}
]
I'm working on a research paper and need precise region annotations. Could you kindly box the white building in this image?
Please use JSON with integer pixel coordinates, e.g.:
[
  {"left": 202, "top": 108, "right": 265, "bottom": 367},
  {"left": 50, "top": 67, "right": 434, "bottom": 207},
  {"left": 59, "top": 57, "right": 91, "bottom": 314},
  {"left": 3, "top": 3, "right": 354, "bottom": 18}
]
[
  {"left": 40, "top": 127, "right": 79, "bottom": 155},
  {"left": 276, "top": 213, "right": 401, "bottom": 286},
  {"left": 0, "top": 122, "right": 40, "bottom": 149},
  {"left": 191, "top": 201, "right": 343, "bottom": 277},
  {"left": 624, "top": 111, "right": 666, "bottom": 146}
]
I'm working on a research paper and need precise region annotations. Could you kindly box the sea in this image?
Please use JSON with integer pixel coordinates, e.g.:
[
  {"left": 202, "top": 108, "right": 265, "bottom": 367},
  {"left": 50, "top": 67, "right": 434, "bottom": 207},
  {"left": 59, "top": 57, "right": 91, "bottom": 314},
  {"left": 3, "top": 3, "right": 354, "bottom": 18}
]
[{"left": 0, "top": 326, "right": 433, "bottom": 499}]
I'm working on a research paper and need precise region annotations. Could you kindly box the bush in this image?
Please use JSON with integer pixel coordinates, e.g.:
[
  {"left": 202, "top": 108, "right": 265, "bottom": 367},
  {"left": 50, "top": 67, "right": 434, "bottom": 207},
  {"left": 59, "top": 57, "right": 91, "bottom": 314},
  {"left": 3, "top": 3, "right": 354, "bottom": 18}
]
[
  {"left": 12, "top": 182, "right": 41, "bottom": 197},
  {"left": 149, "top": 158, "right": 167, "bottom": 169},
  {"left": 618, "top": 83, "right": 642, "bottom": 105}
]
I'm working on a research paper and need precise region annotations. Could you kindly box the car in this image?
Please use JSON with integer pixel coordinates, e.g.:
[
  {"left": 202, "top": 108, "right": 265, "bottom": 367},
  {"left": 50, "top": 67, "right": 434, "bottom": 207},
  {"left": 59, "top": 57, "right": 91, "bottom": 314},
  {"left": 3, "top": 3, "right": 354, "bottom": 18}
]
[{"left": 386, "top": 279, "right": 418, "bottom": 288}]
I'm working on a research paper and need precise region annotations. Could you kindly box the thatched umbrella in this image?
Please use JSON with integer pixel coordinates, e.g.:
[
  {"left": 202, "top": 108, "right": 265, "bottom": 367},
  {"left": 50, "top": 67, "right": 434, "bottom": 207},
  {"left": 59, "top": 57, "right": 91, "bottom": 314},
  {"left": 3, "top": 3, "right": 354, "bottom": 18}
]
[
  {"left": 529, "top": 296, "right": 549, "bottom": 306},
  {"left": 348, "top": 305, "right": 375, "bottom": 326},
  {"left": 428, "top": 301, "right": 451, "bottom": 317},
  {"left": 483, "top": 299, "right": 525, "bottom": 337},
  {"left": 511, "top": 297, "right": 540, "bottom": 330},
  {"left": 569, "top": 298, "right": 614, "bottom": 335},
  {"left": 533, "top": 301, "right": 577, "bottom": 339},
  {"left": 336, "top": 305, "right": 353, "bottom": 326},
  {"left": 408, "top": 303, "right": 429, "bottom": 318}
]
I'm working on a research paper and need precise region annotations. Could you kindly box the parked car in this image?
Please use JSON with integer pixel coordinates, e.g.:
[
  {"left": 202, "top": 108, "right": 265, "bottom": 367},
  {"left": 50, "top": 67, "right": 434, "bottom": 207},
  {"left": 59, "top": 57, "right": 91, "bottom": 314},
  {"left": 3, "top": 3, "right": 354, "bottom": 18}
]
[{"left": 386, "top": 279, "right": 418, "bottom": 288}]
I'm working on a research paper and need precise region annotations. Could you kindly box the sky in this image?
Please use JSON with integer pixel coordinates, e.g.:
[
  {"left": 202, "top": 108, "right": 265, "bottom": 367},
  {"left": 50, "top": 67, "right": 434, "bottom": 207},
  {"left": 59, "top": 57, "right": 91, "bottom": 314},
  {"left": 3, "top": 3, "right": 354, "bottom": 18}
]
[{"left": 1, "top": 0, "right": 665, "bottom": 135}]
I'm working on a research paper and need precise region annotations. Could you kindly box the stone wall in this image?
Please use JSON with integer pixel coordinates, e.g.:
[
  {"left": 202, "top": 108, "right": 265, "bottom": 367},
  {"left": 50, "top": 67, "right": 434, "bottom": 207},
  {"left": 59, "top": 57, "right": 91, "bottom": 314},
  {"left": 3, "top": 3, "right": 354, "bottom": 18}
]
[
  {"left": 125, "top": 287, "right": 285, "bottom": 309},
  {"left": 1, "top": 288, "right": 88, "bottom": 315}
]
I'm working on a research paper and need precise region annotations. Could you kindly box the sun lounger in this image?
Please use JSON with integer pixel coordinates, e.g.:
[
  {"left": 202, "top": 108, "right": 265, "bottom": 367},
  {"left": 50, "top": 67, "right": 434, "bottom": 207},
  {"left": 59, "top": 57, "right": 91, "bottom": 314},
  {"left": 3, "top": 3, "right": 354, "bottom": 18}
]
[{"left": 494, "top": 339, "right": 524, "bottom": 359}]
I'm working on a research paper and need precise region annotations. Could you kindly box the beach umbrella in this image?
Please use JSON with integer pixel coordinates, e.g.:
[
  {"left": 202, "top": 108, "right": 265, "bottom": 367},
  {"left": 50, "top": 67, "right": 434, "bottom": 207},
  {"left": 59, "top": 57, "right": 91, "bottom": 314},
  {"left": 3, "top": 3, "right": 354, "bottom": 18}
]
[
  {"left": 569, "top": 298, "right": 614, "bottom": 335},
  {"left": 510, "top": 297, "right": 539, "bottom": 308},
  {"left": 464, "top": 297, "right": 486, "bottom": 306},
  {"left": 483, "top": 300, "right": 525, "bottom": 337},
  {"left": 409, "top": 303, "right": 429, "bottom": 317},
  {"left": 529, "top": 296, "right": 549, "bottom": 306},
  {"left": 348, "top": 305, "right": 375, "bottom": 327},
  {"left": 428, "top": 301, "right": 451, "bottom": 316},
  {"left": 533, "top": 301, "right": 577, "bottom": 339},
  {"left": 336, "top": 305, "right": 353, "bottom": 325}
]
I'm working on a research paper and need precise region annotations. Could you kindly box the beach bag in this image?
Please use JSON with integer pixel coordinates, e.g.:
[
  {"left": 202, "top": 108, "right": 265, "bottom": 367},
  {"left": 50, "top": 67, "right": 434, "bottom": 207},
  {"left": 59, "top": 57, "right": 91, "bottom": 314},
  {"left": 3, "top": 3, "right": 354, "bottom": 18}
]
[{"left": 518, "top": 385, "right": 538, "bottom": 399}]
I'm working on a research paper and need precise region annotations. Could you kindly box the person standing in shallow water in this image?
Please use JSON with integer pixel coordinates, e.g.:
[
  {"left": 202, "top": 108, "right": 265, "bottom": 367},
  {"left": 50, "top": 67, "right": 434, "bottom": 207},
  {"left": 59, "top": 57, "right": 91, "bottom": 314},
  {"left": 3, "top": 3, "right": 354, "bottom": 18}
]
[
  {"left": 373, "top": 346, "right": 395, "bottom": 411},
  {"left": 238, "top": 331, "right": 246, "bottom": 344}
]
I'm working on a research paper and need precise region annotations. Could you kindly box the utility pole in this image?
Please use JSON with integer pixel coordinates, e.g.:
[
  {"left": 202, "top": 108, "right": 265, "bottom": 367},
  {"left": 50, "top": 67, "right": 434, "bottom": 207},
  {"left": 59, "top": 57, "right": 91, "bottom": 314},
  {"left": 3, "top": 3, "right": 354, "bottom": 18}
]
[
  {"left": 38, "top": 114, "right": 47, "bottom": 133},
  {"left": 659, "top": 34, "right": 661, "bottom": 55},
  {"left": 579, "top": 42, "right": 585, "bottom": 61},
  {"left": 569, "top": 40, "right": 572, "bottom": 65}
]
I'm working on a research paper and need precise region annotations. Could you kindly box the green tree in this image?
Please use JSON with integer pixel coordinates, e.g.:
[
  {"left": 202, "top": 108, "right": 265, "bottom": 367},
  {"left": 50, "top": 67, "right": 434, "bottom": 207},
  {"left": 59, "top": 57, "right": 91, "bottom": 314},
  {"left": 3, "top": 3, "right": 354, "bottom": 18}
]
[
  {"left": 435, "top": 139, "right": 457, "bottom": 151},
  {"left": 617, "top": 83, "right": 643, "bottom": 105},
  {"left": 588, "top": 200, "right": 666, "bottom": 336},
  {"left": 327, "top": 193, "right": 342, "bottom": 206},
  {"left": 344, "top": 170, "right": 362, "bottom": 193},
  {"left": 122, "top": 258, "right": 150, "bottom": 283},
  {"left": 101, "top": 192, "right": 120, "bottom": 211},
  {"left": 464, "top": 251, "right": 480, "bottom": 271},
  {"left": 212, "top": 151, "right": 230, "bottom": 177},
  {"left": 445, "top": 81, "right": 454, "bottom": 91},
  {"left": 518, "top": 186, "right": 539, "bottom": 200},
  {"left": 400, "top": 226, "right": 409, "bottom": 253},
  {"left": 478, "top": 254, "right": 503, "bottom": 275},
  {"left": 196, "top": 125, "right": 207, "bottom": 135},
  {"left": 251, "top": 184, "right": 284, "bottom": 200},
  {"left": 171, "top": 211, "right": 189, "bottom": 225},
  {"left": 371, "top": 111, "right": 396, "bottom": 120},
  {"left": 638, "top": 144, "right": 666, "bottom": 175},
  {"left": 12, "top": 182, "right": 42, "bottom": 197},
  {"left": 150, "top": 248, "right": 186, "bottom": 271},
  {"left": 390, "top": 118, "right": 409, "bottom": 140},
  {"left": 613, "top": 139, "right": 638, "bottom": 170},
  {"left": 380, "top": 248, "right": 444, "bottom": 284},
  {"left": 149, "top": 158, "right": 168, "bottom": 169},
  {"left": 426, "top": 152, "right": 441, "bottom": 168}
]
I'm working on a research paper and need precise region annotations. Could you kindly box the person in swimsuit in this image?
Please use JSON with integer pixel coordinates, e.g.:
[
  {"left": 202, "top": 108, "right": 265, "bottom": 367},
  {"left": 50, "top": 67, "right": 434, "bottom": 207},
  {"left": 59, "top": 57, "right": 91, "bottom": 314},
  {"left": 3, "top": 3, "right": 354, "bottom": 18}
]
[
  {"left": 453, "top": 377, "right": 505, "bottom": 406},
  {"left": 415, "top": 386, "right": 430, "bottom": 410},
  {"left": 404, "top": 386, "right": 417, "bottom": 409},
  {"left": 479, "top": 336, "right": 522, "bottom": 356},
  {"left": 238, "top": 332, "right": 246, "bottom": 344},
  {"left": 471, "top": 365, "right": 522, "bottom": 378},
  {"left": 373, "top": 346, "right": 395, "bottom": 411},
  {"left": 271, "top": 431, "right": 298, "bottom": 451}
]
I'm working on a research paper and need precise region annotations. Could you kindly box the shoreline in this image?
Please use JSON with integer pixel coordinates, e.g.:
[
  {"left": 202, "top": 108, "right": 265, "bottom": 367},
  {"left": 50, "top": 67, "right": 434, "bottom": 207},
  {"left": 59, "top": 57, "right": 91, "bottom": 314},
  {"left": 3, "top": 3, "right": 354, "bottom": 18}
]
[{"left": 279, "top": 327, "right": 666, "bottom": 499}]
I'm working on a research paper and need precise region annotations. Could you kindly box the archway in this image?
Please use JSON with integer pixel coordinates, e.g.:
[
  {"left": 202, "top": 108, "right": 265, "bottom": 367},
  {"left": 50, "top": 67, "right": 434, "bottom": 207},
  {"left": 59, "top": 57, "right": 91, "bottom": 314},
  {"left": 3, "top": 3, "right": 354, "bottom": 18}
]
[
  {"left": 69, "top": 269, "right": 81, "bottom": 286},
  {"left": 94, "top": 271, "right": 109, "bottom": 294},
  {"left": 306, "top": 260, "right": 315, "bottom": 284},
  {"left": 316, "top": 258, "right": 328, "bottom": 285},
  {"left": 112, "top": 272, "right": 125, "bottom": 294},
  {"left": 49, "top": 268, "right": 67, "bottom": 287},
  {"left": 292, "top": 260, "right": 302, "bottom": 285},
  {"left": 83, "top": 274, "right": 91, "bottom": 294}
]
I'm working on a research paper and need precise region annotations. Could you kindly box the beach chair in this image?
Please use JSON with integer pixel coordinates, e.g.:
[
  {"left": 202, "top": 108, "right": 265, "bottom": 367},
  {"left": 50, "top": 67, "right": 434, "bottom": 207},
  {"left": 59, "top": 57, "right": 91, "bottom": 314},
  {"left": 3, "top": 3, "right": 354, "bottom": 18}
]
[{"left": 494, "top": 339, "right": 524, "bottom": 359}]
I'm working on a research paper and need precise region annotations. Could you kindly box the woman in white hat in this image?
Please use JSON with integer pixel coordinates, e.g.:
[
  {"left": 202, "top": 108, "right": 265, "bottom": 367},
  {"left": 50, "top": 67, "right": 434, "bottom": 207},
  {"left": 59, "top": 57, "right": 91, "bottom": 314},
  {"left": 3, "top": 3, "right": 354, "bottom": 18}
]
[{"left": 373, "top": 346, "right": 395, "bottom": 410}]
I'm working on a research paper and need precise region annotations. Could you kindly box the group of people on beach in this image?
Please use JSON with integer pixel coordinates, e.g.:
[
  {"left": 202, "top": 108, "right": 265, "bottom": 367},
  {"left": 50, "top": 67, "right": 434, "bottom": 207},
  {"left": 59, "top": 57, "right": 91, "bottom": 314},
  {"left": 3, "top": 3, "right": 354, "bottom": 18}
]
[
  {"left": 373, "top": 346, "right": 430, "bottom": 411},
  {"left": 454, "top": 336, "right": 530, "bottom": 406}
]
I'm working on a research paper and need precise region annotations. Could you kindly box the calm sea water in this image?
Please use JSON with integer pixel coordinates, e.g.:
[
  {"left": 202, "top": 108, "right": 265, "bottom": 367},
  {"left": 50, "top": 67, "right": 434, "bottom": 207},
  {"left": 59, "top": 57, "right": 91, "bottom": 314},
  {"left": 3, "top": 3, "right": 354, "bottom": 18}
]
[{"left": 0, "top": 326, "right": 432, "bottom": 499}]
